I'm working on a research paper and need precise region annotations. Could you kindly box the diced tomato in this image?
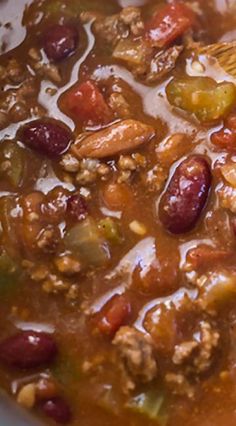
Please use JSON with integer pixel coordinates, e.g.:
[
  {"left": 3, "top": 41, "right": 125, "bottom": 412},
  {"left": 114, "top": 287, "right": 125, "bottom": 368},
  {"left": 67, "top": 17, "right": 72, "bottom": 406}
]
[
  {"left": 211, "top": 113, "right": 236, "bottom": 150},
  {"left": 61, "top": 80, "right": 113, "bottom": 126},
  {"left": 145, "top": 1, "right": 195, "bottom": 48},
  {"left": 95, "top": 294, "right": 131, "bottom": 337}
]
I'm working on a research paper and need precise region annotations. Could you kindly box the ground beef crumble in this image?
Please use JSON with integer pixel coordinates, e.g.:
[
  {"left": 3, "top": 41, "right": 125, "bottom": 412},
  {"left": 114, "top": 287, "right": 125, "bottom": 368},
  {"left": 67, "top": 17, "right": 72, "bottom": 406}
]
[
  {"left": 172, "top": 321, "right": 220, "bottom": 374},
  {"left": 165, "top": 373, "right": 195, "bottom": 399},
  {"left": 144, "top": 46, "right": 183, "bottom": 83},
  {"left": 113, "top": 326, "right": 157, "bottom": 392},
  {"left": 92, "top": 7, "right": 144, "bottom": 46}
]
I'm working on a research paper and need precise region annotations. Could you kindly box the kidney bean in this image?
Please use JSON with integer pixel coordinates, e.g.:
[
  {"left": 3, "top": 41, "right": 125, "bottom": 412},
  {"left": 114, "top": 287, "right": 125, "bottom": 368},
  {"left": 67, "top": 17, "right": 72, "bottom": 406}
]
[
  {"left": 95, "top": 294, "right": 131, "bottom": 337},
  {"left": 0, "top": 331, "right": 57, "bottom": 369},
  {"left": 20, "top": 119, "right": 73, "bottom": 157},
  {"left": 43, "top": 24, "right": 78, "bottom": 61},
  {"left": 67, "top": 193, "right": 88, "bottom": 221},
  {"left": 159, "top": 155, "right": 211, "bottom": 234},
  {"left": 40, "top": 397, "right": 72, "bottom": 424}
]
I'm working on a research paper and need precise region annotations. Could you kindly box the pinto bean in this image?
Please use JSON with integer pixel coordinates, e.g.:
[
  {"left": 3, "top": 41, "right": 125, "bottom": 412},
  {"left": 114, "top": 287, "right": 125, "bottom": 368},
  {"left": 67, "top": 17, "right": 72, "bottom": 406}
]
[
  {"left": 159, "top": 155, "right": 211, "bottom": 234},
  {"left": 0, "top": 331, "right": 57, "bottom": 369},
  {"left": 72, "top": 119, "right": 155, "bottom": 159},
  {"left": 102, "top": 182, "right": 133, "bottom": 210},
  {"left": 43, "top": 187, "right": 70, "bottom": 224}
]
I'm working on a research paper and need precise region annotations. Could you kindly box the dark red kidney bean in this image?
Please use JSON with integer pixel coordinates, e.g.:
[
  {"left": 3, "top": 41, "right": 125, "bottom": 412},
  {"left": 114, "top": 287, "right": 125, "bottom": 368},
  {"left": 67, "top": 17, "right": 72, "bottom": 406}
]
[
  {"left": 20, "top": 119, "right": 73, "bottom": 157},
  {"left": 40, "top": 397, "right": 72, "bottom": 424},
  {"left": 43, "top": 24, "right": 78, "bottom": 61},
  {"left": 67, "top": 193, "right": 88, "bottom": 221},
  {"left": 0, "top": 331, "right": 57, "bottom": 369},
  {"left": 159, "top": 155, "right": 211, "bottom": 234}
]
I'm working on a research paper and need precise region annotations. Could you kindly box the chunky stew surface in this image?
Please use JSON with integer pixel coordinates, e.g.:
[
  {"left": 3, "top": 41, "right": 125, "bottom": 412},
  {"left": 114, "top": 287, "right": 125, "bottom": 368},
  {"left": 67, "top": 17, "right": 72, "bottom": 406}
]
[{"left": 0, "top": 0, "right": 236, "bottom": 425}]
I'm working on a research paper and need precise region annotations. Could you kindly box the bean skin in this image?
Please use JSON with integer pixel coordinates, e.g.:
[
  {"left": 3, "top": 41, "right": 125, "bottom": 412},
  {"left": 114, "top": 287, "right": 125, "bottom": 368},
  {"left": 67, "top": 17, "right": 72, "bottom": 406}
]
[
  {"left": 40, "top": 397, "right": 72, "bottom": 424},
  {"left": 43, "top": 24, "right": 78, "bottom": 62},
  {"left": 0, "top": 331, "right": 57, "bottom": 369},
  {"left": 20, "top": 119, "right": 73, "bottom": 158},
  {"left": 159, "top": 155, "right": 211, "bottom": 234}
]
